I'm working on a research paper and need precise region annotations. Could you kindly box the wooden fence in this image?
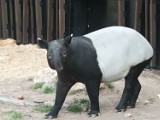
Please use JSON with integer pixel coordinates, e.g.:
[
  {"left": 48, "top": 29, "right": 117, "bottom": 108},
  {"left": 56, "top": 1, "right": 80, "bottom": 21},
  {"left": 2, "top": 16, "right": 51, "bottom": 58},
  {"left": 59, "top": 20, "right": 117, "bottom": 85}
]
[
  {"left": 0, "top": 0, "right": 65, "bottom": 44},
  {"left": 0, "top": 0, "right": 160, "bottom": 68},
  {"left": 118, "top": 0, "right": 158, "bottom": 67}
]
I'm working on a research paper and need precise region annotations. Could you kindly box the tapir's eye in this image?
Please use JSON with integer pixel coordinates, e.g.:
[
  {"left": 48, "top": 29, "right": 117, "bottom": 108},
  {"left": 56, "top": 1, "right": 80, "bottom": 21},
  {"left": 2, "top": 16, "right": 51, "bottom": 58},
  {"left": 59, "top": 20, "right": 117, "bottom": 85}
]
[
  {"left": 48, "top": 55, "right": 52, "bottom": 60},
  {"left": 62, "top": 51, "right": 67, "bottom": 57}
]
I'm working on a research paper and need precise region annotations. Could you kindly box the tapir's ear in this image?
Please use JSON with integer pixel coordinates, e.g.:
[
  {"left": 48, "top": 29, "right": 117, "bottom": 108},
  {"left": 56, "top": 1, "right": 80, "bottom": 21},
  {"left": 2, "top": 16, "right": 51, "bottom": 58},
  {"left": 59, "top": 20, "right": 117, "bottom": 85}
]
[
  {"left": 37, "top": 38, "right": 48, "bottom": 49},
  {"left": 64, "top": 34, "right": 73, "bottom": 47}
]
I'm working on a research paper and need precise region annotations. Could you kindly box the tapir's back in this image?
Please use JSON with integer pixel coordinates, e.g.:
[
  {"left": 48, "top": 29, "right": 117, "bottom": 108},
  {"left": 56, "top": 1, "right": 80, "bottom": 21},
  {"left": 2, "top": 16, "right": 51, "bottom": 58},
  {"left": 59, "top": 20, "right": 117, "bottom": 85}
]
[{"left": 84, "top": 26, "right": 153, "bottom": 82}]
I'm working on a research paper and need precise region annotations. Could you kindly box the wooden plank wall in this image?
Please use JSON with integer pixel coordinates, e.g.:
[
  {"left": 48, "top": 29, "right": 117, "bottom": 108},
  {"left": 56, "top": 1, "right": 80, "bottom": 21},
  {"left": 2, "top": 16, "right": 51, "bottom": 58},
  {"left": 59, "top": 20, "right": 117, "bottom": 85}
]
[
  {"left": 8, "top": 0, "right": 15, "bottom": 38},
  {"left": 1, "top": 0, "right": 9, "bottom": 38},
  {"left": 58, "top": 0, "right": 65, "bottom": 39},
  {"left": 0, "top": 1, "right": 2, "bottom": 38},
  {"left": 0, "top": 0, "right": 158, "bottom": 67},
  {"left": 149, "top": 0, "right": 157, "bottom": 67},
  {"left": 47, "top": 0, "right": 54, "bottom": 41},
  {"left": 14, "top": 0, "right": 22, "bottom": 44},
  {"left": 0, "top": 0, "right": 65, "bottom": 43},
  {"left": 134, "top": 0, "right": 142, "bottom": 32},
  {"left": 118, "top": 0, "right": 125, "bottom": 26},
  {"left": 118, "top": 0, "right": 157, "bottom": 67}
]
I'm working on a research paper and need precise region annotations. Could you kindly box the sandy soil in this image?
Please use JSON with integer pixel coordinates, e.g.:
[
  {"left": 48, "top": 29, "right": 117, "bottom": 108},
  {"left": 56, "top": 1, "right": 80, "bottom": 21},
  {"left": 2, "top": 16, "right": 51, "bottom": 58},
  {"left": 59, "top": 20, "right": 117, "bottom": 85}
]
[{"left": 0, "top": 41, "right": 160, "bottom": 120}]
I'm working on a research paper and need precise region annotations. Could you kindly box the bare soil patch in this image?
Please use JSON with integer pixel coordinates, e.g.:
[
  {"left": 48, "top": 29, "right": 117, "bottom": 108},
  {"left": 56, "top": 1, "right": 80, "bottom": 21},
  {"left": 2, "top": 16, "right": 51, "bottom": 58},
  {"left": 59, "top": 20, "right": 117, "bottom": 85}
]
[{"left": 0, "top": 42, "right": 160, "bottom": 120}]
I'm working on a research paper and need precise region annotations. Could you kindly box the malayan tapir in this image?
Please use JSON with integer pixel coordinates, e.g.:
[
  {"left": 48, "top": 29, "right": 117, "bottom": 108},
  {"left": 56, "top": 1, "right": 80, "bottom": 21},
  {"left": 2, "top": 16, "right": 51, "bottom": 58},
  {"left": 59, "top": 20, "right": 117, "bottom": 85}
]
[{"left": 37, "top": 26, "right": 153, "bottom": 119}]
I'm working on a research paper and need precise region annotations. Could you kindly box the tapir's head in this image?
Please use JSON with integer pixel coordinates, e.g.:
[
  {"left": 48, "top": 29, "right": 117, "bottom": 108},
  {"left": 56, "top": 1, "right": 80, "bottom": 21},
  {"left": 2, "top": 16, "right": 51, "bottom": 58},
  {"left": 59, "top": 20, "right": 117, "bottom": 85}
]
[{"left": 37, "top": 35, "right": 72, "bottom": 71}]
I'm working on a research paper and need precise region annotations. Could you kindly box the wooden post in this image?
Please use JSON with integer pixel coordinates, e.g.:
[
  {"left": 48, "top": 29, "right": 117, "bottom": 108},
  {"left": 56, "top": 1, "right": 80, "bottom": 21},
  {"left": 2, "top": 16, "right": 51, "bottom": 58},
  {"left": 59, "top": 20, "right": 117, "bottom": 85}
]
[
  {"left": 1, "top": 0, "right": 9, "bottom": 38},
  {"left": 29, "top": 0, "right": 35, "bottom": 44},
  {"left": 134, "top": 0, "right": 142, "bottom": 32},
  {"left": 14, "top": 0, "right": 22, "bottom": 44},
  {"left": 0, "top": 1, "right": 2, "bottom": 38},
  {"left": 58, "top": 0, "right": 65, "bottom": 38},
  {"left": 8, "top": 0, "right": 14, "bottom": 38},
  {"left": 145, "top": 0, "right": 149, "bottom": 40},
  {"left": 55, "top": 0, "right": 59, "bottom": 38},
  {"left": 47, "top": 0, "right": 54, "bottom": 41},
  {"left": 149, "top": 0, "right": 156, "bottom": 67},
  {"left": 35, "top": 0, "right": 43, "bottom": 39},
  {"left": 118, "top": 0, "right": 125, "bottom": 26},
  {"left": 22, "top": 0, "right": 29, "bottom": 44}
]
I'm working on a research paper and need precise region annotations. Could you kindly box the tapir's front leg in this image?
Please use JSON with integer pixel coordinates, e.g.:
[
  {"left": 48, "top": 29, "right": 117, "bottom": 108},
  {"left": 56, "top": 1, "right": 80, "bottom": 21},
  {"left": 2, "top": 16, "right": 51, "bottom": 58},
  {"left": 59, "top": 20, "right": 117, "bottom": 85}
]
[
  {"left": 45, "top": 78, "right": 75, "bottom": 119},
  {"left": 85, "top": 80, "right": 101, "bottom": 117}
]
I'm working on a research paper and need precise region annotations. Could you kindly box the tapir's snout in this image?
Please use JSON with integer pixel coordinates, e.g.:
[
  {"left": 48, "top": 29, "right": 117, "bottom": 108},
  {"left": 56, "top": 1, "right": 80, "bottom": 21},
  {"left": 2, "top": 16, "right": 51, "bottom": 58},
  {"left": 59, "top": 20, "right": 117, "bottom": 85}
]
[
  {"left": 53, "top": 60, "right": 63, "bottom": 71},
  {"left": 49, "top": 54, "right": 64, "bottom": 72}
]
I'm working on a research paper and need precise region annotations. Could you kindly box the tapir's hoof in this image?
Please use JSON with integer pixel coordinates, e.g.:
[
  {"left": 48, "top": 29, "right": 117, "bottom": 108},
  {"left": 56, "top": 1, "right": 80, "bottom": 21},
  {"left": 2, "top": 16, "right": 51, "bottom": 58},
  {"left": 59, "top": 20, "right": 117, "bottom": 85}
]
[
  {"left": 45, "top": 114, "right": 57, "bottom": 119},
  {"left": 116, "top": 106, "right": 126, "bottom": 112},
  {"left": 127, "top": 102, "right": 136, "bottom": 109},
  {"left": 128, "top": 105, "right": 135, "bottom": 109},
  {"left": 88, "top": 110, "right": 100, "bottom": 117},
  {"left": 116, "top": 109, "right": 126, "bottom": 113}
]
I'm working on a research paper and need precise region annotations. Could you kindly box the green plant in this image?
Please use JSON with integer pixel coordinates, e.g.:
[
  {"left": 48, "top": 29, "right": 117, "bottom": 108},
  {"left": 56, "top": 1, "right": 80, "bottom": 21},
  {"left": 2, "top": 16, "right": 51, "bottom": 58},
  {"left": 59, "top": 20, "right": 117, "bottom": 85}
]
[
  {"left": 35, "top": 105, "right": 53, "bottom": 113},
  {"left": 27, "top": 76, "right": 34, "bottom": 81},
  {"left": 67, "top": 98, "right": 90, "bottom": 113},
  {"left": 67, "top": 104, "right": 82, "bottom": 112},
  {"left": 4, "top": 110, "right": 23, "bottom": 120},
  {"left": 80, "top": 98, "right": 90, "bottom": 104},
  {"left": 69, "top": 89, "right": 83, "bottom": 95},
  {"left": 33, "top": 82, "right": 44, "bottom": 89},
  {"left": 43, "top": 87, "right": 54, "bottom": 94},
  {"left": 106, "top": 83, "right": 114, "bottom": 89}
]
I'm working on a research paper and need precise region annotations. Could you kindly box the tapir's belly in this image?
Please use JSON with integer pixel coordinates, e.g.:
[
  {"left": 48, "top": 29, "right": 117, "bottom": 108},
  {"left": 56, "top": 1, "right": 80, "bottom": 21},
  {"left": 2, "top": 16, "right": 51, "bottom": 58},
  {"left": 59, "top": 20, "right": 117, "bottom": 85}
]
[{"left": 100, "top": 60, "right": 131, "bottom": 83}]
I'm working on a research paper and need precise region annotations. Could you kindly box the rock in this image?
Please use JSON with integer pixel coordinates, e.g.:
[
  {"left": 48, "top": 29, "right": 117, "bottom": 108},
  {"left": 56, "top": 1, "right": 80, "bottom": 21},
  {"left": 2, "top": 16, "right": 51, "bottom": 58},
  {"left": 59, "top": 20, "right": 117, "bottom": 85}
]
[
  {"left": 33, "top": 100, "right": 44, "bottom": 104},
  {"left": 0, "top": 57, "right": 5, "bottom": 61},
  {"left": 70, "top": 83, "right": 85, "bottom": 91},
  {"left": 0, "top": 38, "right": 17, "bottom": 46},
  {"left": 0, "top": 96, "right": 36, "bottom": 107},
  {"left": 157, "top": 94, "right": 160, "bottom": 99},
  {"left": 44, "top": 101, "right": 54, "bottom": 106},
  {"left": 136, "top": 100, "right": 139, "bottom": 103},
  {"left": 144, "top": 100, "right": 150, "bottom": 105},
  {"left": 42, "top": 82, "right": 56, "bottom": 90},
  {"left": 17, "top": 95, "right": 24, "bottom": 100},
  {"left": 33, "top": 68, "right": 57, "bottom": 88},
  {"left": 125, "top": 113, "right": 132, "bottom": 117},
  {"left": 34, "top": 68, "right": 86, "bottom": 93},
  {"left": 100, "top": 83, "right": 106, "bottom": 89},
  {"left": 33, "top": 67, "right": 57, "bottom": 83}
]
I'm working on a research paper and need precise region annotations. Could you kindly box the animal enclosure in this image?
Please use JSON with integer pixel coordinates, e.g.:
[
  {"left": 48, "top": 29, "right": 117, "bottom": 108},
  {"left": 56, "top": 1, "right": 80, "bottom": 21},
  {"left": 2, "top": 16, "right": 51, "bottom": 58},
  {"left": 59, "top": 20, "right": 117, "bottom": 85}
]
[
  {"left": 0, "top": 0, "right": 160, "bottom": 67},
  {"left": 0, "top": 0, "right": 65, "bottom": 44}
]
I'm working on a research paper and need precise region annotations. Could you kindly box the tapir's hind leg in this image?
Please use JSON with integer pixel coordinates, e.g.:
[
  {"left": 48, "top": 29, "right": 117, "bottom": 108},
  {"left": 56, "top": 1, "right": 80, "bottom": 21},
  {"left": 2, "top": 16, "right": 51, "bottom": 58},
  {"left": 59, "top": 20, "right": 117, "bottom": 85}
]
[
  {"left": 116, "top": 58, "right": 152, "bottom": 112},
  {"left": 127, "top": 79, "right": 141, "bottom": 108}
]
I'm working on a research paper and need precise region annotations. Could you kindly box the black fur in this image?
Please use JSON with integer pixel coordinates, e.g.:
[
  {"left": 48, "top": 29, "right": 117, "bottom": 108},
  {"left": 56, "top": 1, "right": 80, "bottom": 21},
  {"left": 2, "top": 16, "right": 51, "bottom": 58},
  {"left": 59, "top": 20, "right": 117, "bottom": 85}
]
[
  {"left": 44, "top": 36, "right": 102, "bottom": 118},
  {"left": 38, "top": 36, "right": 152, "bottom": 118},
  {"left": 116, "top": 58, "right": 152, "bottom": 112}
]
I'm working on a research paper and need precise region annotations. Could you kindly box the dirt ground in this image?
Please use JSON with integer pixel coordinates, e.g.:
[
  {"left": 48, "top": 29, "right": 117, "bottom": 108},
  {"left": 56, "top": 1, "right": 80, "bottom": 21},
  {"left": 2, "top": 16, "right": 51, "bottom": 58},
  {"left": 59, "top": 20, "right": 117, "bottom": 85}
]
[{"left": 0, "top": 40, "right": 160, "bottom": 120}]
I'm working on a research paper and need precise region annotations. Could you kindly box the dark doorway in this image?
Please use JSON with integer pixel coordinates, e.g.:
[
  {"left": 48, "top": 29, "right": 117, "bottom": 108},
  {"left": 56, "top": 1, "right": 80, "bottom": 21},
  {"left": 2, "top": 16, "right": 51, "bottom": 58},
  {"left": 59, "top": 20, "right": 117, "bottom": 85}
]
[
  {"left": 65, "top": 0, "right": 107, "bottom": 37},
  {"left": 156, "top": 1, "right": 160, "bottom": 69}
]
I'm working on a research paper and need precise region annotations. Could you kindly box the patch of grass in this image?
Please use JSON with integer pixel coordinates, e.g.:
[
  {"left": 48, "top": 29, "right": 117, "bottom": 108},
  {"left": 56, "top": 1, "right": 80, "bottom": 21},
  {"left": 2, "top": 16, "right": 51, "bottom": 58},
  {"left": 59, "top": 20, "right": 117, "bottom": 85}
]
[
  {"left": 69, "top": 89, "right": 83, "bottom": 95},
  {"left": 69, "top": 90, "right": 78, "bottom": 95},
  {"left": 35, "top": 105, "right": 53, "bottom": 113},
  {"left": 67, "top": 105, "right": 82, "bottom": 113},
  {"left": 34, "top": 82, "right": 44, "bottom": 89},
  {"left": 4, "top": 110, "right": 23, "bottom": 120},
  {"left": 67, "top": 98, "right": 90, "bottom": 113},
  {"left": 43, "top": 87, "right": 54, "bottom": 94},
  {"left": 27, "top": 76, "right": 34, "bottom": 81},
  {"left": 105, "top": 83, "right": 114, "bottom": 89},
  {"left": 80, "top": 98, "right": 90, "bottom": 104}
]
